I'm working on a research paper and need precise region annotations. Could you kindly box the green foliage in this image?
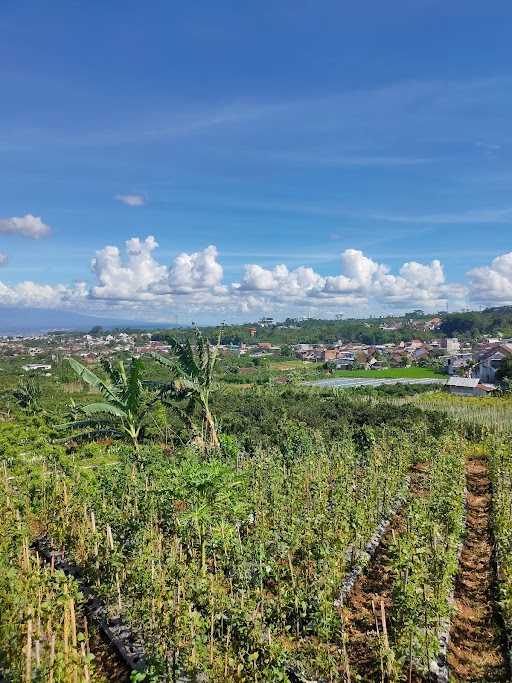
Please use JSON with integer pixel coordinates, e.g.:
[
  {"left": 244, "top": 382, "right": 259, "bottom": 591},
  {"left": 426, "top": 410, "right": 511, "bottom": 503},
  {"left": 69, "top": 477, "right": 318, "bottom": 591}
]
[
  {"left": 2, "top": 357, "right": 511, "bottom": 681},
  {"left": 496, "top": 358, "right": 512, "bottom": 382},
  {"left": 489, "top": 437, "right": 512, "bottom": 640},
  {"left": 151, "top": 329, "right": 221, "bottom": 450},
  {"left": 10, "top": 376, "right": 42, "bottom": 413},
  {"left": 440, "top": 305, "right": 512, "bottom": 338},
  {"left": 61, "top": 356, "right": 155, "bottom": 449},
  {"left": 389, "top": 437, "right": 465, "bottom": 672}
]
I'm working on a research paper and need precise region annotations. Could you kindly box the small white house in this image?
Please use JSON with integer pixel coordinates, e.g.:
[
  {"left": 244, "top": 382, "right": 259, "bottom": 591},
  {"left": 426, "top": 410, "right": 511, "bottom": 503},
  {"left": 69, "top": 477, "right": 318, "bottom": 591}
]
[{"left": 22, "top": 363, "right": 52, "bottom": 372}]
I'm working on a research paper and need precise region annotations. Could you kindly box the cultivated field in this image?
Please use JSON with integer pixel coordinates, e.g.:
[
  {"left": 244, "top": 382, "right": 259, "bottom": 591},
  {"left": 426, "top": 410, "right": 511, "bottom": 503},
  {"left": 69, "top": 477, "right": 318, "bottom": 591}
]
[{"left": 1, "top": 367, "right": 512, "bottom": 682}]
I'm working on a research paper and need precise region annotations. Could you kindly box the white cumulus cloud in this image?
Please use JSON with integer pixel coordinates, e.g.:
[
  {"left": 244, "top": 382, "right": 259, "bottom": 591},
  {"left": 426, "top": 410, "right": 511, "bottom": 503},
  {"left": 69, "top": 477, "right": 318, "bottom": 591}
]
[
  {"left": 235, "top": 249, "right": 459, "bottom": 311},
  {"left": 9, "top": 235, "right": 512, "bottom": 319},
  {"left": 90, "top": 237, "right": 224, "bottom": 301},
  {"left": 0, "top": 280, "right": 87, "bottom": 308},
  {"left": 467, "top": 252, "right": 512, "bottom": 304},
  {"left": 0, "top": 214, "right": 51, "bottom": 239},
  {"left": 115, "top": 194, "right": 145, "bottom": 207},
  {"left": 0, "top": 252, "right": 7, "bottom": 266},
  {"left": 169, "top": 245, "right": 223, "bottom": 293},
  {"left": 91, "top": 235, "right": 167, "bottom": 300}
]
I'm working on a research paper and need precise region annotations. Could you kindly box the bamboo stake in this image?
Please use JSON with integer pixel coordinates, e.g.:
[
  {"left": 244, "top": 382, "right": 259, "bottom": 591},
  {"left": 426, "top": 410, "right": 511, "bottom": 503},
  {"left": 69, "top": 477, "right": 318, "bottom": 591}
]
[
  {"left": 224, "top": 626, "right": 231, "bottom": 677},
  {"left": 380, "top": 599, "right": 392, "bottom": 677},
  {"left": 63, "top": 601, "right": 69, "bottom": 657},
  {"left": 69, "top": 598, "right": 77, "bottom": 649},
  {"left": 25, "top": 615, "right": 33, "bottom": 683},
  {"left": 371, "top": 600, "right": 384, "bottom": 683},
  {"left": 106, "top": 524, "right": 114, "bottom": 551},
  {"left": 69, "top": 598, "right": 78, "bottom": 683},
  {"left": 81, "top": 641, "right": 91, "bottom": 682},
  {"left": 339, "top": 602, "right": 351, "bottom": 683},
  {"left": 49, "top": 631, "right": 55, "bottom": 683}
]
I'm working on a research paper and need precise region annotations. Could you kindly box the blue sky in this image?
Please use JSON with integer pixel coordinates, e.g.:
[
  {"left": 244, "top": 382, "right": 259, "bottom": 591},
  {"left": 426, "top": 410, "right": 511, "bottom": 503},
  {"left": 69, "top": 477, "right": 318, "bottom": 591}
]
[{"left": 1, "top": 1, "right": 512, "bottom": 323}]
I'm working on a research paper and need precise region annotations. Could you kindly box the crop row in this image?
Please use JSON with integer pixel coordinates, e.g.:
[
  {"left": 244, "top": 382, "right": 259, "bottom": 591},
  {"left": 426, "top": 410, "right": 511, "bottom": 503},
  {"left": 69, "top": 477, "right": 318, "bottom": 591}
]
[
  {"left": 488, "top": 436, "right": 512, "bottom": 672},
  {"left": 9, "top": 424, "right": 433, "bottom": 680},
  {"left": 0, "top": 472, "right": 102, "bottom": 682},
  {"left": 387, "top": 440, "right": 465, "bottom": 679}
]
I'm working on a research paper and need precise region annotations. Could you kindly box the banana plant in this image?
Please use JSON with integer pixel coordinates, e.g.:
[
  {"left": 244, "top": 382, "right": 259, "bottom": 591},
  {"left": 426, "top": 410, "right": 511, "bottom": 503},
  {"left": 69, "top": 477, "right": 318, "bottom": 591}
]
[
  {"left": 150, "top": 329, "right": 221, "bottom": 450},
  {"left": 11, "top": 377, "right": 42, "bottom": 414},
  {"left": 59, "top": 357, "right": 153, "bottom": 449}
]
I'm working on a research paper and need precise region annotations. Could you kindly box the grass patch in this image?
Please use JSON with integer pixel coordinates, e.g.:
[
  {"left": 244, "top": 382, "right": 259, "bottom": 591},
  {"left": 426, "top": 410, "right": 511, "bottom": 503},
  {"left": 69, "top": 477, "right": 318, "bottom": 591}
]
[{"left": 331, "top": 367, "right": 445, "bottom": 379}]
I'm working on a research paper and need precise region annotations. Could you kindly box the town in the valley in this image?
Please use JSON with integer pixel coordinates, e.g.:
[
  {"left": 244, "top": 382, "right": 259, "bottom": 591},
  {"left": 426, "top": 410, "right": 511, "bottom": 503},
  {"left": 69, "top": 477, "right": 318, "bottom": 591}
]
[{"left": 2, "top": 308, "right": 511, "bottom": 398}]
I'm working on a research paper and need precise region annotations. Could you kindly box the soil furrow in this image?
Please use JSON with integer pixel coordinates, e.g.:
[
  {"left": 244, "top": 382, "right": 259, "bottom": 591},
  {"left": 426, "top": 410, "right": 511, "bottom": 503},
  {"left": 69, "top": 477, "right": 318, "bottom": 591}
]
[
  {"left": 343, "top": 463, "right": 428, "bottom": 682},
  {"left": 447, "top": 454, "right": 509, "bottom": 682}
]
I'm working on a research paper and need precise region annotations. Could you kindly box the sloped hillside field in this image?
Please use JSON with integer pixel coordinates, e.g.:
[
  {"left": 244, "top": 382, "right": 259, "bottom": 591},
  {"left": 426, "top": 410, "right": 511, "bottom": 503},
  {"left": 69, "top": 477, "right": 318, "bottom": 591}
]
[{"left": 1, "top": 387, "right": 511, "bottom": 681}]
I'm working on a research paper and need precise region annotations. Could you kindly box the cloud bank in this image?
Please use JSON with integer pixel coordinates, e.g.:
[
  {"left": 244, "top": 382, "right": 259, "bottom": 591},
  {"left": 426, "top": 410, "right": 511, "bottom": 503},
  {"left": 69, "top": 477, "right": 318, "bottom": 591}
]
[
  {"left": 0, "top": 214, "right": 51, "bottom": 239},
  {"left": 0, "top": 235, "right": 511, "bottom": 319},
  {"left": 467, "top": 252, "right": 512, "bottom": 304}
]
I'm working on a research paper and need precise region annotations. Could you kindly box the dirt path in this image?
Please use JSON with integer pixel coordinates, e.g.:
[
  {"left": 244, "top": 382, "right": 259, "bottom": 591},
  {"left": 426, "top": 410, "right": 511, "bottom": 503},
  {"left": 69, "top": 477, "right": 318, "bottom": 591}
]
[
  {"left": 343, "top": 464, "right": 428, "bottom": 682},
  {"left": 88, "top": 625, "right": 132, "bottom": 682},
  {"left": 447, "top": 454, "right": 509, "bottom": 682}
]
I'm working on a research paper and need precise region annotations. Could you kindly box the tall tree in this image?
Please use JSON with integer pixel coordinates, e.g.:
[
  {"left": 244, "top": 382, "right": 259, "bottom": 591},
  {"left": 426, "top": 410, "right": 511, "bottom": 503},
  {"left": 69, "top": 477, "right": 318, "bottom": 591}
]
[{"left": 150, "top": 330, "right": 220, "bottom": 449}]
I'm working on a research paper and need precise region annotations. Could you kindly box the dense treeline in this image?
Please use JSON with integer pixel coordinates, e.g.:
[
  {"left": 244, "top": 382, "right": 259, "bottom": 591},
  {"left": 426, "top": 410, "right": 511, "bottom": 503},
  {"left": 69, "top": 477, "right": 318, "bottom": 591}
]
[
  {"left": 440, "top": 305, "right": 512, "bottom": 338},
  {"left": 153, "top": 306, "right": 512, "bottom": 346},
  {"left": 34, "top": 305, "right": 512, "bottom": 348},
  {"left": 153, "top": 319, "right": 437, "bottom": 347}
]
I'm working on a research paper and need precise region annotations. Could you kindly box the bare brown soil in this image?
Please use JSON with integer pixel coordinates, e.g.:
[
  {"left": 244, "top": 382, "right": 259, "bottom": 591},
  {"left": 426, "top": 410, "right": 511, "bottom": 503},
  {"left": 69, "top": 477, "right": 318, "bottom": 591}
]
[
  {"left": 447, "top": 455, "right": 509, "bottom": 682},
  {"left": 343, "top": 463, "right": 428, "bottom": 682},
  {"left": 88, "top": 624, "right": 132, "bottom": 682}
]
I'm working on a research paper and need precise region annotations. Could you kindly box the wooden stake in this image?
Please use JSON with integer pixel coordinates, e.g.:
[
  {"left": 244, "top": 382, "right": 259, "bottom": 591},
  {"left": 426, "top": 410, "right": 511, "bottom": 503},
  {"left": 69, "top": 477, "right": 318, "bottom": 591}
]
[
  {"left": 380, "top": 599, "right": 392, "bottom": 677},
  {"left": 339, "top": 603, "right": 351, "bottom": 683},
  {"left": 35, "top": 639, "right": 41, "bottom": 669},
  {"left": 371, "top": 600, "right": 384, "bottom": 683},
  {"left": 69, "top": 599, "right": 77, "bottom": 648},
  {"left": 106, "top": 524, "right": 114, "bottom": 551},
  {"left": 49, "top": 631, "right": 55, "bottom": 683},
  {"left": 25, "top": 616, "right": 33, "bottom": 683},
  {"left": 81, "top": 641, "right": 91, "bottom": 682}
]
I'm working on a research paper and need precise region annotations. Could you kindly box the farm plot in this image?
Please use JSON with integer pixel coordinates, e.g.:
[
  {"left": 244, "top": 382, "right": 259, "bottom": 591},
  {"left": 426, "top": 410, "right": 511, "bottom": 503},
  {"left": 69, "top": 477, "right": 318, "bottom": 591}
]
[
  {"left": 2, "top": 411, "right": 435, "bottom": 682},
  {"left": 341, "top": 441, "right": 466, "bottom": 681},
  {"left": 2, "top": 398, "right": 512, "bottom": 682},
  {"left": 448, "top": 453, "right": 509, "bottom": 681},
  {"left": 489, "top": 438, "right": 512, "bottom": 676}
]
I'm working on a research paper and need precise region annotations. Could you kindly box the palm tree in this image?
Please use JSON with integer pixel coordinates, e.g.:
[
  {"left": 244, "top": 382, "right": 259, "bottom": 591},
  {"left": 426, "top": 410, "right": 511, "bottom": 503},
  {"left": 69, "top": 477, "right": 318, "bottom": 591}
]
[
  {"left": 60, "top": 357, "right": 152, "bottom": 449},
  {"left": 150, "top": 330, "right": 220, "bottom": 449}
]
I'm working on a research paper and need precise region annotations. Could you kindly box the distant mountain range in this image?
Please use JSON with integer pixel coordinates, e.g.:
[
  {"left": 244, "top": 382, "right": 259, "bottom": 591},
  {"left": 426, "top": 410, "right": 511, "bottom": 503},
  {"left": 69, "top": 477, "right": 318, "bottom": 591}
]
[{"left": 0, "top": 307, "right": 176, "bottom": 335}]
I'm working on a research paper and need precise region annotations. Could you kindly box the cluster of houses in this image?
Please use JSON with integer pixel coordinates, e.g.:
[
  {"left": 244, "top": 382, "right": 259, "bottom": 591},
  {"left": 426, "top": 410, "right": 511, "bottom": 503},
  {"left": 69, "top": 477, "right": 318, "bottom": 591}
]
[
  {"left": 0, "top": 331, "right": 140, "bottom": 371},
  {"left": 292, "top": 336, "right": 512, "bottom": 397},
  {"left": 293, "top": 337, "right": 461, "bottom": 369},
  {"left": 2, "top": 328, "right": 512, "bottom": 398}
]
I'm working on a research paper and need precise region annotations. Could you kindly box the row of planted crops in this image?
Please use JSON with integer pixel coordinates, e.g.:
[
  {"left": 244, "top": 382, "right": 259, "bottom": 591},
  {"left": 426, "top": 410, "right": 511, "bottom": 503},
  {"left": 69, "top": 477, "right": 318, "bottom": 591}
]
[
  {"left": 1, "top": 389, "right": 511, "bottom": 682},
  {"left": 489, "top": 435, "right": 512, "bottom": 669}
]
